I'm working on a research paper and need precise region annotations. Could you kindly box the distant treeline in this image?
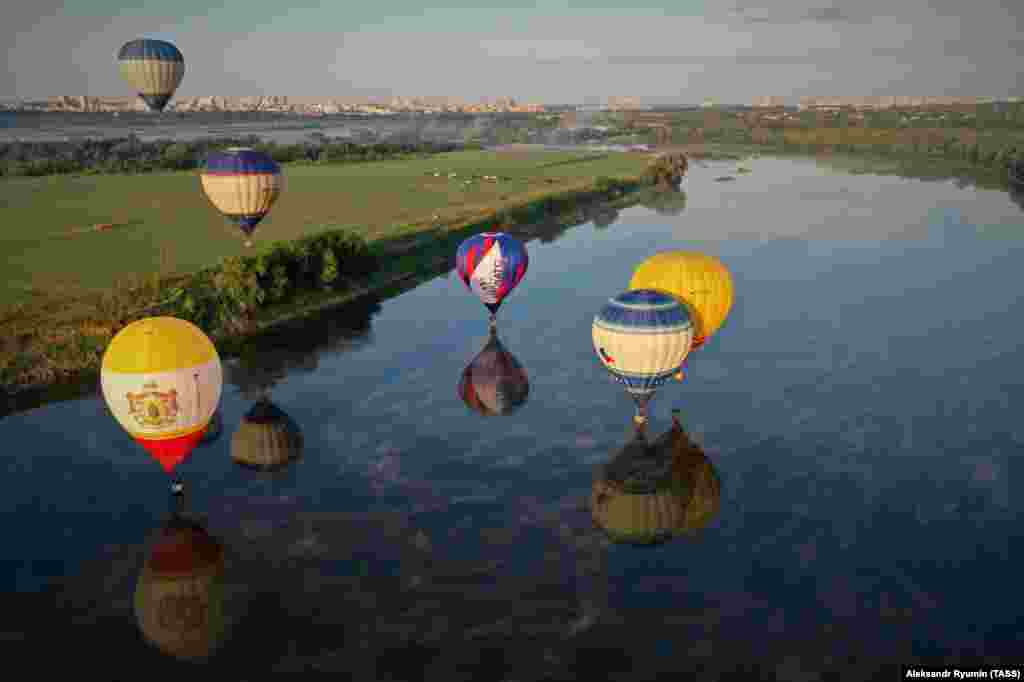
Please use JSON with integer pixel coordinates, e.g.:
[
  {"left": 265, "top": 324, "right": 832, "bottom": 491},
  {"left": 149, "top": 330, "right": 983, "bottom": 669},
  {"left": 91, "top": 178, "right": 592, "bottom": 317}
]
[{"left": 0, "top": 135, "right": 462, "bottom": 178}]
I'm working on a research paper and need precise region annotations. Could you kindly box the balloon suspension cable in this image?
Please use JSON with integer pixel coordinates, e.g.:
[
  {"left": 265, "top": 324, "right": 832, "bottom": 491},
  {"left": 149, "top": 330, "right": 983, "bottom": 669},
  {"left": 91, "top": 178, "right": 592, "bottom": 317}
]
[{"left": 488, "top": 313, "right": 497, "bottom": 332}]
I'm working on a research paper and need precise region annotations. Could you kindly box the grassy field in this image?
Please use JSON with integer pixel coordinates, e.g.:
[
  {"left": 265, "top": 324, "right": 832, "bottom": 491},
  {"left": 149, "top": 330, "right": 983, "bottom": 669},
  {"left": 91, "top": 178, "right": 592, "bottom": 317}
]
[{"left": 0, "top": 149, "right": 649, "bottom": 307}]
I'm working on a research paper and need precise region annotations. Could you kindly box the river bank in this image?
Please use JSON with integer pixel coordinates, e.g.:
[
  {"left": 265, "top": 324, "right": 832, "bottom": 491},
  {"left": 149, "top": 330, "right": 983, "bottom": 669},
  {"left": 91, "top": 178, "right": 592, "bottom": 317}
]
[{"left": 0, "top": 171, "right": 657, "bottom": 414}]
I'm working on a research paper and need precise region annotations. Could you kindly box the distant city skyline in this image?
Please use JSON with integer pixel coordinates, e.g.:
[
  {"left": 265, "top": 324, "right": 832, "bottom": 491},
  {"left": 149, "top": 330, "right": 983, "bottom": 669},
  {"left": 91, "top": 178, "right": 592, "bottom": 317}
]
[{"left": 5, "top": 0, "right": 1022, "bottom": 103}]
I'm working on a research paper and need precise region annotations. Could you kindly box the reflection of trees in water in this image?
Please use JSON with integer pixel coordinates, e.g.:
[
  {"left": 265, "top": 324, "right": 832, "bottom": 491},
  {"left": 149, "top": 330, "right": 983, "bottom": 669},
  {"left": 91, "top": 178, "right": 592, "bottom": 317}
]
[
  {"left": 1009, "top": 183, "right": 1024, "bottom": 212},
  {"left": 591, "top": 205, "right": 620, "bottom": 230},
  {"left": 502, "top": 197, "right": 624, "bottom": 245},
  {"left": 224, "top": 296, "right": 382, "bottom": 399},
  {"left": 638, "top": 187, "right": 688, "bottom": 216}
]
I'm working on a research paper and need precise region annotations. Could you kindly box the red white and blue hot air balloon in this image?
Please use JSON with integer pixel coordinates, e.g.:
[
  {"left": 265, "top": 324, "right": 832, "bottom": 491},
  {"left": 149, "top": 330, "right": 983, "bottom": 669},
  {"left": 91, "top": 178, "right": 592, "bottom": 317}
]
[
  {"left": 200, "top": 148, "right": 282, "bottom": 247},
  {"left": 455, "top": 232, "right": 528, "bottom": 328}
]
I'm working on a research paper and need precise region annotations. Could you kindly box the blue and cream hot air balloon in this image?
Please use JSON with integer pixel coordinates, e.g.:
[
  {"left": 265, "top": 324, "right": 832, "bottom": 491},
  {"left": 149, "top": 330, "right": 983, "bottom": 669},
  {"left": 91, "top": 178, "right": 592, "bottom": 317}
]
[
  {"left": 117, "top": 38, "right": 184, "bottom": 113},
  {"left": 592, "top": 289, "right": 694, "bottom": 426},
  {"left": 200, "top": 148, "right": 282, "bottom": 247},
  {"left": 455, "top": 232, "right": 528, "bottom": 329}
]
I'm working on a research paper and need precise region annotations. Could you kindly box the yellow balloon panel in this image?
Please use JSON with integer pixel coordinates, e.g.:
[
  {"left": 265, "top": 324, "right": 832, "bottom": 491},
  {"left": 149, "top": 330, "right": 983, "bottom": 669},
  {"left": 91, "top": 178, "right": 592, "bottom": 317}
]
[
  {"left": 591, "top": 321, "right": 692, "bottom": 378},
  {"left": 200, "top": 173, "right": 282, "bottom": 216},
  {"left": 101, "top": 359, "right": 222, "bottom": 441},
  {"left": 118, "top": 59, "right": 184, "bottom": 96},
  {"left": 629, "top": 251, "right": 734, "bottom": 342},
  {"left": 102, "top": 317, "right": 218, "bottom": 374}
]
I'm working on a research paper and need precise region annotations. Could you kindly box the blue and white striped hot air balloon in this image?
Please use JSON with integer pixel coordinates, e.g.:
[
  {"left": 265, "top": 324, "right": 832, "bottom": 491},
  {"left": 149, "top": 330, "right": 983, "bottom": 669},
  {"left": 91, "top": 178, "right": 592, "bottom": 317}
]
[
  {"left": 117, "top": 39, "right": 184, "bottom": 113},
  {"left": 200, "top": 148, "right": 283, "bottom": 247},
  {"left": 592, "top": 289, "right": 694, "bottom": 426}
]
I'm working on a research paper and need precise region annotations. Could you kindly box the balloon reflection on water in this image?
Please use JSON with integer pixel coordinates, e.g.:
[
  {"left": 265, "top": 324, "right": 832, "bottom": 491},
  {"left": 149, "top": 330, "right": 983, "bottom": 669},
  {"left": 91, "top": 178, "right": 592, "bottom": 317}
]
[
  {"left": 231, "top": 396, "right": 304, "bottom": 472},
  {"left": 134, "top": 513, "right": 227, "bottom": 661},
  {"left": 457, "top": 326, "right": 530, "bottom": 417},
  {"left": 591, "top": 410, "right": 721, "bottom": 546}
]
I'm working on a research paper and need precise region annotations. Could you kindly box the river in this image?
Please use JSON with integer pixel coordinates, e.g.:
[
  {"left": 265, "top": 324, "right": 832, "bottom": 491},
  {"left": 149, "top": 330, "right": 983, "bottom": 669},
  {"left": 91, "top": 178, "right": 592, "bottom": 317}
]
[{"left": 2, "top": 156, "right": 1023, "bottom": 676}]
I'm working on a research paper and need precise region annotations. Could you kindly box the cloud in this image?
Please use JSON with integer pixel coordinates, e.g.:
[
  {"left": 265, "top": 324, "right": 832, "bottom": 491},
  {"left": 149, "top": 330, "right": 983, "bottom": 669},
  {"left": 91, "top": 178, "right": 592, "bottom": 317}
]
[
  {"left": 725, "top": 1, "right": 870, "bottom": 25},
  {"left": 602, "top": 54, "right": 830, "bottom": 66}
]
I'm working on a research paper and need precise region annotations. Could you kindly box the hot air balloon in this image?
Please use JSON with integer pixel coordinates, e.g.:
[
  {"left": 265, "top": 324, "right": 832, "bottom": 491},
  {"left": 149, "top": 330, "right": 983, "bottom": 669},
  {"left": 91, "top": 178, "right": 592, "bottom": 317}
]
[
  {"left": 116, "top": 38, "right": 184, "bottom": 113},
  {"left": 455, "top": 232, "right": 528, "bottom": 329},
  {"left": 458, "top": 327, "right": 530, "bottom": 416},
  {"left": 629, "top": 251, "right": 734, "bottom": 381},
  {"left": 230, "top": 397, "right": 303, "bottom": 471},
  {"left": 101, "top": 317, "right": 223, "bottom": 493},
  {"left": 134, "top": 515, "right": 227, "bottom": 660},
  {"left": 592, "top": 289, "right": 694, "bottom": 426},
  {"left": 200, "top": 147, "right": 283, "bottom": 247}
]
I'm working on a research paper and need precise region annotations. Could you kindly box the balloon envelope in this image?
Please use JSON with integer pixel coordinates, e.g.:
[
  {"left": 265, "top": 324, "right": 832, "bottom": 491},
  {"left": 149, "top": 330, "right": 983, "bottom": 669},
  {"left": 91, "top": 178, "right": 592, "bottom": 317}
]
[
  {"left": 629, "top": 251, "right": 734, "bottom": 349},
  {"left": 455, "top": 232, "right": 528, "bottom": 314},
  {"left": 134, "top": 516, "right": 226, "bottom": 660},
  {"left": 458, "top": 329, "right": 529, "bottom": 416},
  {"left": 116, "top": 39, "right": 184, "bottom": 112},
  {"left": 592, "top": 289, "right": 694, "bottom": 402},
  {"left": 101, "top": 317, "right": 222, "bottom": 473},
  {"left": 200, "top": 148, "right": 282, "bottom": 245}
]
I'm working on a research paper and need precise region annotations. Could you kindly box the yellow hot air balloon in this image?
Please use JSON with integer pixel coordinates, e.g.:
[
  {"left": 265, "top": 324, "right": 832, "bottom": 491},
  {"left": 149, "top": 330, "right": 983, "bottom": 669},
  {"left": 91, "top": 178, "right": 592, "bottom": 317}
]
[
  {"left": 629, "top": 251, "right": 734, "bottom": 352},
  {"left": 134, "top": 515, "right": 226, "bottom": 660},
  {"left": 100, "top": 317, "right": 222, "bottom": 480}
]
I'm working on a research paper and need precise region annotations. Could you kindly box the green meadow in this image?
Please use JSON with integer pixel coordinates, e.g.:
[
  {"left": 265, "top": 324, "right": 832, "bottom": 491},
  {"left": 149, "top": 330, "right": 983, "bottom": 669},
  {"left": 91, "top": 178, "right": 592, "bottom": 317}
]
[{"left": 0, "top": 149, "right": 649, "bottom": 307}]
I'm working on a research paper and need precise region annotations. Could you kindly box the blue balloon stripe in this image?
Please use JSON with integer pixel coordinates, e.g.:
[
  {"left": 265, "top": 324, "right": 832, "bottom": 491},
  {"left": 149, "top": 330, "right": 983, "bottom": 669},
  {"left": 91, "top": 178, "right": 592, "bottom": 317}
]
[
  {"left": 117, "top": 39, "right": 184, "bottom": 62},
  {"left": 593, "top": 321, "right": 693, "bottom": 335},
  {"left": 201, "top": 152, "right": 281, "bottom": 175}
]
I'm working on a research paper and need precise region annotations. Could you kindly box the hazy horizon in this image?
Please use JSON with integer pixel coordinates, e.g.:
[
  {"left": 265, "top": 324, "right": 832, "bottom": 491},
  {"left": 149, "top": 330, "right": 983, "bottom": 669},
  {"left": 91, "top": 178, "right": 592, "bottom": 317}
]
[{"left": 4, "top": 1, "right": 1023, "bottom": 104}]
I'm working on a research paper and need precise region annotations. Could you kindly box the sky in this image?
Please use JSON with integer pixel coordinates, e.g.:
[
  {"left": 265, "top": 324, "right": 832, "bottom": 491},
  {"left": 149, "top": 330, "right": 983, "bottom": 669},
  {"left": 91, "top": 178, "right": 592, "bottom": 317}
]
[{"left": 3, "top": 0, "right": 1023, "bottom": 104}]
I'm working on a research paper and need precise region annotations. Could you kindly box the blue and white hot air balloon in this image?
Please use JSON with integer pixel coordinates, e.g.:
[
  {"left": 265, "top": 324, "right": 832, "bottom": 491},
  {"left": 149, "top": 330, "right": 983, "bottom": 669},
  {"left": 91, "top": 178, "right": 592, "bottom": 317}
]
[
  {"left": 116, "top": 38, "right": 185, "bottom": 113},
  {"left": 200, "top": 148, "right": 283, "bottom": 247},
  {"left": 592, "top": 289, "right": 694, "bottom": 426}
]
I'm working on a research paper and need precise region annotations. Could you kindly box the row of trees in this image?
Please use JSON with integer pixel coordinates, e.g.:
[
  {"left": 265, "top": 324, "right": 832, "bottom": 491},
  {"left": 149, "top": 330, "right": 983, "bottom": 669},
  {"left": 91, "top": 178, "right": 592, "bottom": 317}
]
[
  {"left": 682, "top": 124, "right": 1024, "bottom": 170},
  {"left": 0, "top": 135, "right": 461, "bottom": 178}
]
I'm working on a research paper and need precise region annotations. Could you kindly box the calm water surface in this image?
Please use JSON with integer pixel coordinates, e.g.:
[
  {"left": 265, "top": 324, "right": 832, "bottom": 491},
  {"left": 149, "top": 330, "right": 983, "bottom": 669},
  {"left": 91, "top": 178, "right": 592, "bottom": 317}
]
[{"left": 3, "top": 156, "right": 1023, "bottom": 675}]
